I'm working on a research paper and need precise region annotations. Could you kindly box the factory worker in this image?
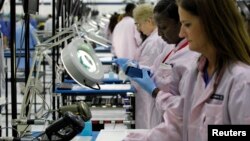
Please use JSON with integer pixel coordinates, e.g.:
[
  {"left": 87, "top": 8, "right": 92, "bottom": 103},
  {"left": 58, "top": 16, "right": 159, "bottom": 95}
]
[
  {"left": 133, "top": 3, "right": 170, "bottom": 66},
  {"left": 123, "top": 0, "right": 250, "bottom": 140},
  {"left": 16, "top": 17, "right": 38, "bottom": 71},
  {"left": 44, "top": 14, "right": 52, "bottom": 39},
  {"left": 104, "top": 12, "right": 120, "bottom": 41},
  {"left": 0, "top": 14, "right": 9, "bottom": 96},
  {"left": 112, "top": 3, "right": 142, "bottom": 60},
  {"left": 131, "top": 3, "right": 173, "bottom": 129},
  {"left": 115, "top": 0, "right": 198, "bottom": 130}
]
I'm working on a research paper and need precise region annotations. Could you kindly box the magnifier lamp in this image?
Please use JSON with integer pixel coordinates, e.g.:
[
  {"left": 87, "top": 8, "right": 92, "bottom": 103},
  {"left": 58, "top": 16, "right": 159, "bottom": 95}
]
[
  {"left": 18, "top": 24, "right": 104, "bottom": 125},
  {"left": 61, "top": 37, "right": 104, "bottom": 88},
  {"left": 80, "top": 26, "right": 112, "bottom": 48},
  {"left": 84, "top": 32, "right": 111, "bottom": 47},
  {"left": 237, "top": 0, "right": 250, "bottom": 20}
]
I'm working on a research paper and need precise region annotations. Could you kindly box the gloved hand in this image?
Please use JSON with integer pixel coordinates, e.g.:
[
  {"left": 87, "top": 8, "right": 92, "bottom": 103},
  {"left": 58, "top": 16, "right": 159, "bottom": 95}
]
[
  {"left": 121, "top": 60, "right": 139, "bottom": 73},
  {"left": 130, "top": 69, "right": 156, "bottom": 95},
  {"left": 113, "top": 58, "right": 139, "bottom": 73},
  {"left": 113, "top": 58, "right": 129, "bottom": 67}
]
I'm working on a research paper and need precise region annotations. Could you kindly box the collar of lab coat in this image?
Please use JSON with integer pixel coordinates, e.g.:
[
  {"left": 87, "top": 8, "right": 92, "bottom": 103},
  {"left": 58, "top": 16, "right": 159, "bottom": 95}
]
[
  {"left": 173, "top": 38, "right": 188, "bottom": 53},
  {"left": 197, "top": 55, "right": 226, "bottom": 96},
  {"left": 197, "top": 55, "right": 207, "bottom": 72}
]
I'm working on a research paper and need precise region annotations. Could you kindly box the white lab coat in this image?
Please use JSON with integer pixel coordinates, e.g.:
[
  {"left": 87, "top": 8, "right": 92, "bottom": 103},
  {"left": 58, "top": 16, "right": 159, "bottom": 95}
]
[
  {"left": 154, "top": 40, "right": 200, "bottom": 111},
  {"left": 124, "top": 39, "right": 199, "bottom": 139},
  {"left": 183, "top": 59, "right": 250, "bottom": 141},
  {"left": 124, "top": 56, "right": 250, "bottom": 141},
  {"left": 103, "top": 20, "right": 112, "bottom": 41},
  {"left": 133, "top": 28, "right": 172, "bottom": 129},
  {"left": 135, "top": 39, "right": 199, "bottom": 129},
  {"left": 134, "top": 28, "right": 168, "bottom": 66},
  {"left": 44, "top": 17, "right": 52, "bottom": 38},
  {"left": 112, "top": 16, "right": 142, "bottom": 60}
]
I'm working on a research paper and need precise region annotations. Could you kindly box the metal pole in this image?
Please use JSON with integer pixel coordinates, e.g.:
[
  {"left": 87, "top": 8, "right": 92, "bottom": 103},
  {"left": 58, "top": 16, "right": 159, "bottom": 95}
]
[
  {"left": 24, "top": 3, "right": 30, "bottom": 83},
  {"left": 52, "top": 0, "right": 56, "bottom": 120},
  {"left": 10, "top": 0, "right": 17, "bottom": 137}
]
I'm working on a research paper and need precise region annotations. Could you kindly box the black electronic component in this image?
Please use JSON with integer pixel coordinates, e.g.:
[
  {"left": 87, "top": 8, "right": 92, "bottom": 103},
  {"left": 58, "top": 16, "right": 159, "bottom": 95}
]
[
  {"left": 59, "top": 101, "right": 92, "bottom": 121},
  {"left": 125, "top": 66, "right": 151, "bottom": 78},
  {"left": 41, "top": 111, "right": 84, "bottom": 141}
]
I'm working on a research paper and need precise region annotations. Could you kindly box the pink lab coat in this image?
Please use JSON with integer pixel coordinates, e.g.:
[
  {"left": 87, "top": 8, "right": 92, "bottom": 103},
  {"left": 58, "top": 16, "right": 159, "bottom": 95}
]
[
  {"left": 112, "top": 16, "right": 142, "bottom": 60},
  {"left": 133, "top": 28, "right": 172, "bottom": 129},
  {"left": 133, "top": 39, "right": 199, "bottom": 129},
  {"left": 134, "top": 28, "right": 168, "bottom": 66},
  {"left": 124, "top": 38, "right": 199, "bottom": 139},
  {"left": 154, "top": 40, "right": 200, "bottom": 111},
  {"left": 124, "top": 56, "right": 250, "bottom": 141}
]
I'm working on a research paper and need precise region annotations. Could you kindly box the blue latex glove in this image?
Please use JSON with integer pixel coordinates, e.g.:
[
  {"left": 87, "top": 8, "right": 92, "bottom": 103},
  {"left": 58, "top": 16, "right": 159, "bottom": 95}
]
[
  {"left": 121, "top": 60, "right": 139, "bottom": 73},
  {"left": 113, "top": 58, "right": 129, "bottom": 66},
  {"left": 130, "top": 69, "right": 156, "bottom": 95}
]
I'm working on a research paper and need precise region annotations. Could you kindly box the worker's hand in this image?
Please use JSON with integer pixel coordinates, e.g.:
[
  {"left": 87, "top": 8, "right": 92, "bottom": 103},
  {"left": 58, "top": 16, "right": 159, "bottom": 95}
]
[
  {"left": 130, "top": 69, "right": 156, "bottom": 95},
  {"left": 113, "top": 58, "right": 129, "bottom": 67},
  {"left": 121, "top": 60, "right": 140, "bottom": 73},
  {"left": 114, "top": 58, "right": 139, "bottom": 73}
]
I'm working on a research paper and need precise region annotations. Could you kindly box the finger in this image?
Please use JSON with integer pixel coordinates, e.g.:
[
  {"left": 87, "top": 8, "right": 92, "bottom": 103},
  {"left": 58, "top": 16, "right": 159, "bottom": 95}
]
[
  {"left": 121, "top": 63, "right": 128, "bottom": 72},
  {"left": 142, "top": 69, "right": 150, "bottom": 78}
]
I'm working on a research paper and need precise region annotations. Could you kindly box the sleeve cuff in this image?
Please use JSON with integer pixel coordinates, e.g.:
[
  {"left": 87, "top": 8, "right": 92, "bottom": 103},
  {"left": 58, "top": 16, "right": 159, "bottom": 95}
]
[{"left": 152, "top": 87, "right": 160, "bottom": 98}]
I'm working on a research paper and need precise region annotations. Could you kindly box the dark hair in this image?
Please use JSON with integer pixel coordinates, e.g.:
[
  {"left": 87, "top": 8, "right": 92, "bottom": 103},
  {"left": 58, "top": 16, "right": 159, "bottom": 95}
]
[
  {"left": 153, "top": 0, "right": 179, "bottom": 22},
  {"left": 108, "top": 12, "right": 120, "bottom": 33},
  {"left": 177, "top": 0, "right": 250, "bottom": 67},
  {"left": 125, "top": 3, "right": 136, "bottom": 14}
]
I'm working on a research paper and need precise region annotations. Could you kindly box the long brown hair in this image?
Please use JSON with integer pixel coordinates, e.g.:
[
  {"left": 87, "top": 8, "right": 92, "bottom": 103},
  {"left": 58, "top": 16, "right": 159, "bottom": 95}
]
[{"left": 177, "top": 0, "right": 250, "bottom": 70}]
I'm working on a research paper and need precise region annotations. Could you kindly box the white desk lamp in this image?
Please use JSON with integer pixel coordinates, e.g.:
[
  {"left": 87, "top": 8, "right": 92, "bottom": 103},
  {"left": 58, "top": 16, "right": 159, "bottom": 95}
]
[
  {"left": 19, "top": 24, "right": 104, "bottom": 121},
  {"left": 61, "top": 37, "right": 104, "bottom": 88},
  {"left": 80, "top": 26, "right": 112, "bottom": 48}
]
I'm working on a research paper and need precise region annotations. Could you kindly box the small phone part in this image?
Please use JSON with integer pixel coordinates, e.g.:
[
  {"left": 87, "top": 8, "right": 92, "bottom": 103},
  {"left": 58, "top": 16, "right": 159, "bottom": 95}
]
[{"left": 125, "top": 66, "right": 150, "bottom": 78}]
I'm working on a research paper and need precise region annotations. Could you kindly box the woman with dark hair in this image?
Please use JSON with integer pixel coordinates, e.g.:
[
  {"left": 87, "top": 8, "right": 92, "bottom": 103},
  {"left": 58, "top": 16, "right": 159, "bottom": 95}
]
[
  {"left": 108, "top": 13, "right": 119, "bottom": 34},
  {"left": 127, "top": 3, "right": 172, "bottom": 129},
  {"left": 112, "top": 3, "right": 142, "bottom": 60},
  {"left": 105, "top": 12, "right": 119, "bottom": 41},
  {"left": 123, "top": 0, "right": 250, "bottom": 140},
  {"left": 120, "top": 0, "right": 199, "bottom": 134}
]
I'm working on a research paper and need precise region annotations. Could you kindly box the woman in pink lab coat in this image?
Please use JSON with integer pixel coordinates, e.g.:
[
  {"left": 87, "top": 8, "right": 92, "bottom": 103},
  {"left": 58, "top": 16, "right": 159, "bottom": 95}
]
[
  {"left": 131, "top": 3, "right": 173, "bottom": 129},
  {"left": 117, "top": 0, "right": 198, "bottom": 130},
  {"left": 112, "top": 3, "right": 142, "bottom": 60},
  {"left": 123, "top": 0, "right": 250, "bottom": 141}
]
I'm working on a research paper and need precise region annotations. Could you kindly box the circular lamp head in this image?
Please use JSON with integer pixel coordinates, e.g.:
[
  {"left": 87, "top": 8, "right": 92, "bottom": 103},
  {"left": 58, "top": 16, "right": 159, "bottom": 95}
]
[
  {"left": 238, "top": 0, "right": 250, "bottom": 20},
  {"left": 61, "top": 37, "right": 104, "bottom": 87}
]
